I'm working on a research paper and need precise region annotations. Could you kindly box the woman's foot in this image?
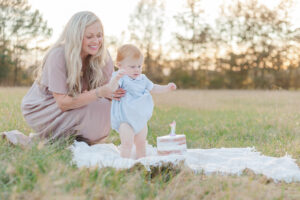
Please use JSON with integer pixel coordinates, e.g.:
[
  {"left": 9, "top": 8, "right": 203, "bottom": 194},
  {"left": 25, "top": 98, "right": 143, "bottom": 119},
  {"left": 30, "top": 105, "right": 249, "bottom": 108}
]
[{"left": 0, "top": 130, "right": 31, "bottom": 147}]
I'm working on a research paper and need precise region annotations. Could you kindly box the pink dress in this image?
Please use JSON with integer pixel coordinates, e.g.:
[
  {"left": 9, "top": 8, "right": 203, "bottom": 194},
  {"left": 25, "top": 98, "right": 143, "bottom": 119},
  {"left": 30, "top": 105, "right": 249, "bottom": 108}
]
[{"left": 21, "top": 46, "right": 113, "bottom": 144}]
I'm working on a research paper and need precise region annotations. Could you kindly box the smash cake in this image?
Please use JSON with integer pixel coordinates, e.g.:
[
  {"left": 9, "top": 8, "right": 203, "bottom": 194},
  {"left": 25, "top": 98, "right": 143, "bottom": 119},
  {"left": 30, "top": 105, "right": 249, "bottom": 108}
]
[{"left": 157, "top": 121, "right": 187, "bottom": 156}]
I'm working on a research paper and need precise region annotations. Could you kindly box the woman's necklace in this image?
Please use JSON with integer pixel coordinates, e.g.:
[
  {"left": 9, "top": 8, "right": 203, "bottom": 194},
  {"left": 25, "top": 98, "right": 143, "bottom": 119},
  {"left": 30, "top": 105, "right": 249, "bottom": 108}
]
[
  {"left": 81, "top": 62, "right": 86, "bottom": 78},
  {"left": 81, "top": 59, "right": 89, "bottom": 79}
]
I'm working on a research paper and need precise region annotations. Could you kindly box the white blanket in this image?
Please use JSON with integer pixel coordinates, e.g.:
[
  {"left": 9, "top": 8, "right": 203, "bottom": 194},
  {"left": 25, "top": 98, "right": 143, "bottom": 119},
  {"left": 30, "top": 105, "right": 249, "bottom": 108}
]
[{"left": 70, "top": 141, "right": 300, "bottom": 183}]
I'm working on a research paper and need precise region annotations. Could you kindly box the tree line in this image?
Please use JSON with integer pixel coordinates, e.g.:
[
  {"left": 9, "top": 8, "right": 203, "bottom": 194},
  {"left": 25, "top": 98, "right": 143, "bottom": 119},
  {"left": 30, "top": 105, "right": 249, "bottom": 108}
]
[
  {"left": 0, "top": 0, "right": 51, "bottom": 86},
  {"left": 124, "top": 0, "right": 300, "bottom": 89},
  {"left": 1, "top": 0, "right": 300, "bottom": 89}
]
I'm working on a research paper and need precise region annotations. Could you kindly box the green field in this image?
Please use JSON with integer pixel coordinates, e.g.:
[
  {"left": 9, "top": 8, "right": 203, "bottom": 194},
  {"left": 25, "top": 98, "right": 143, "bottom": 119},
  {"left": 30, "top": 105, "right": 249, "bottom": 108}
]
[{"left": 1, "top": 87, "right": 300, "bottom": 199}]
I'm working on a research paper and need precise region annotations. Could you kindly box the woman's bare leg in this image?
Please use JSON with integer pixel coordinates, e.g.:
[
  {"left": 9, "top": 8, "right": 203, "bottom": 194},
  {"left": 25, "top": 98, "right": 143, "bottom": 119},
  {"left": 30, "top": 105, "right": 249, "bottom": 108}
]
[
  {"left": 119, "top": 123, "right": 135, "bottom": 158},
  {"left": 134, "top": 125, "right": 148, "bottom": 159}
]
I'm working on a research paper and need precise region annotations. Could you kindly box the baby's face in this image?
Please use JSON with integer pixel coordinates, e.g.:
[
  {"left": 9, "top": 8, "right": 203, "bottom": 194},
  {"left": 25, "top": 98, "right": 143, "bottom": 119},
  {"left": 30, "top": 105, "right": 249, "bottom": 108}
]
[{"left": 119, "top": 57, "right": 143, "bottom": 79}]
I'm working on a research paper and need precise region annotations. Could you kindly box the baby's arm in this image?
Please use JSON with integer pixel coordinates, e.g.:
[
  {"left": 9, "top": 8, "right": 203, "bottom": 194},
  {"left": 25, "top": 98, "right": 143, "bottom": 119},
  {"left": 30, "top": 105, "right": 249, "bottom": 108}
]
[
  {"left": 109, "top": 69, "right": 126, "bottom": 91},
  {"left": 151, "top": 83, "right": 176, "bottom": 94}
]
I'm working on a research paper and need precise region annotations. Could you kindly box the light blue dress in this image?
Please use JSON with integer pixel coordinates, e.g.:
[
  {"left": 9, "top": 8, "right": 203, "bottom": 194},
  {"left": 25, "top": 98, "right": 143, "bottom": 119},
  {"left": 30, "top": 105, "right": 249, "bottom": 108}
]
[{"left": 111, "top": 72, "right": 154, "bottom": 134}]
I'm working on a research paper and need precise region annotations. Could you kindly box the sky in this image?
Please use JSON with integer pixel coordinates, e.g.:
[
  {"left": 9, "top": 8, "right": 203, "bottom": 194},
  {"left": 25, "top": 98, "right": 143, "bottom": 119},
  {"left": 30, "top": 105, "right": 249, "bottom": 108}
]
[
  {"left": 28, "top": 0, "right": 183, "bottom": 44},
  {"left": 28, "top": 0, "right": 300, "bottom": 45}
]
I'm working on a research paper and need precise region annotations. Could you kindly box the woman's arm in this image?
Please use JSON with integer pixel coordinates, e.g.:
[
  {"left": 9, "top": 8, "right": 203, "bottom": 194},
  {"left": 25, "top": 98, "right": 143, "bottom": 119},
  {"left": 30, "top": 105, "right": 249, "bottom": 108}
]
[
  {"left": 53, "top": 85, "right": 125, "bottom": 112},
  {"left": 151, "top": 82, "right": 176, "bottom": 94}
]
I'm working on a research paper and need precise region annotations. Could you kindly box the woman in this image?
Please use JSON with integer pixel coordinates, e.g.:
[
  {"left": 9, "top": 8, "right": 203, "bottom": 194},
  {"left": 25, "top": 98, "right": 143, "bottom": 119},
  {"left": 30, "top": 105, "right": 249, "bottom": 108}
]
[{"left": 20, "top": 11, "right": 125, "bottom": 145}]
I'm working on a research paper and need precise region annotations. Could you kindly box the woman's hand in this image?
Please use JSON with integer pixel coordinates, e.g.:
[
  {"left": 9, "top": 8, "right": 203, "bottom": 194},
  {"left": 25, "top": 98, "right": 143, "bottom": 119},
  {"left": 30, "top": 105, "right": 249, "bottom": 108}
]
[
  {"left": 111, "top": 88, "right": 126, "bottom": 101},
  {"left": 97, "top": 84, "right": 126, "bottom": 101}
]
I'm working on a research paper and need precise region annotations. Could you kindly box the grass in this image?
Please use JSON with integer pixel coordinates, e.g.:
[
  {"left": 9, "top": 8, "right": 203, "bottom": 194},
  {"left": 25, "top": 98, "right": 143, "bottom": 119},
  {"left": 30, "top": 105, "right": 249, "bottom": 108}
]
[{"left": 1, "top": 87, "right": 300, "bottom": 199}]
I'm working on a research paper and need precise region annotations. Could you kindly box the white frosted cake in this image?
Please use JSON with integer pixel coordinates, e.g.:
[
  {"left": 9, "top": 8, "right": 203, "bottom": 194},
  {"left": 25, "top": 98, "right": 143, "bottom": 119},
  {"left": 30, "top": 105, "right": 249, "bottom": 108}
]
[
  {"left": 157, "top": 134, "right": 187, "bottom": 156},
  {"left": 157, "top": 121, "right": 187, "bottom": 156}
]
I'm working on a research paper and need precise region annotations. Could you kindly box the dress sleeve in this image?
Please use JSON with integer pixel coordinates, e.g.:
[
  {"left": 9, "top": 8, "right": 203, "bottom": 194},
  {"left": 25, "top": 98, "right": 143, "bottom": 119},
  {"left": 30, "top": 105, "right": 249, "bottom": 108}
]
[
  {"left": 41, "top": 47, "right": 68, "bottom": 94},
  {"left": 143, "top": 74, "right": 154, "bottom": 91}
]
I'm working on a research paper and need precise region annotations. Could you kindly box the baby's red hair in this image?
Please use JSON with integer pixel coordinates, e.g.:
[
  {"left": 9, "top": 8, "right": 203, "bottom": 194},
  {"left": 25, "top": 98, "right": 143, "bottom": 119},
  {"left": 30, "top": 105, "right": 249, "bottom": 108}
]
[{"left": 116, "top": 44, "right": 143, "bottom": 63}]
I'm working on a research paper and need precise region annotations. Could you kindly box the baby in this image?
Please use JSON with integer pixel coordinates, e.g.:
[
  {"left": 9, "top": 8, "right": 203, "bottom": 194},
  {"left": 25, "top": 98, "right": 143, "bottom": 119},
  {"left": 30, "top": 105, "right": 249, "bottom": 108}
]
[{"left": 110, "top": 44, "right": 176, "bottom": 159}]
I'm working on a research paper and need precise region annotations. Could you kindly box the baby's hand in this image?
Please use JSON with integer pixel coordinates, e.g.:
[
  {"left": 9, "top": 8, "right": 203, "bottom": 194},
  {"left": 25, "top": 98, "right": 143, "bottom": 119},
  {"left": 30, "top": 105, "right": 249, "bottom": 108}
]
[
  {"left": 116, "top": 69, "right": 127, "bottom": 79},
  {"left": 167, "top": 82, "right": 177, "bottom": 91},
  {"left": 109, "top": 69, "right": 128, "bottom": 92}
]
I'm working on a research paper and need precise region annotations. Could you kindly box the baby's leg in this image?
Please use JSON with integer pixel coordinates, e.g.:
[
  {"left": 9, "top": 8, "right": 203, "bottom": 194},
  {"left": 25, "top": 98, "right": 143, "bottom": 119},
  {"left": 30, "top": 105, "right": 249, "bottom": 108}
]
[
  {"left": 134, "top": 125, "right": 148, "bottom": 159},
  {"left": 119, "top": 123, "right": 135, "bottom": 158}
]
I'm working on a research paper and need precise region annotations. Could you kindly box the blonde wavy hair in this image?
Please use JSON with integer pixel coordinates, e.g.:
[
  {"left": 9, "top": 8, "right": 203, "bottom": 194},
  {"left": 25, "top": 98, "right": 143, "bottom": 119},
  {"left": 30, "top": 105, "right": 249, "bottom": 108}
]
[{"left": 36, "top": 11, "right": 108, "bottom": 96}]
